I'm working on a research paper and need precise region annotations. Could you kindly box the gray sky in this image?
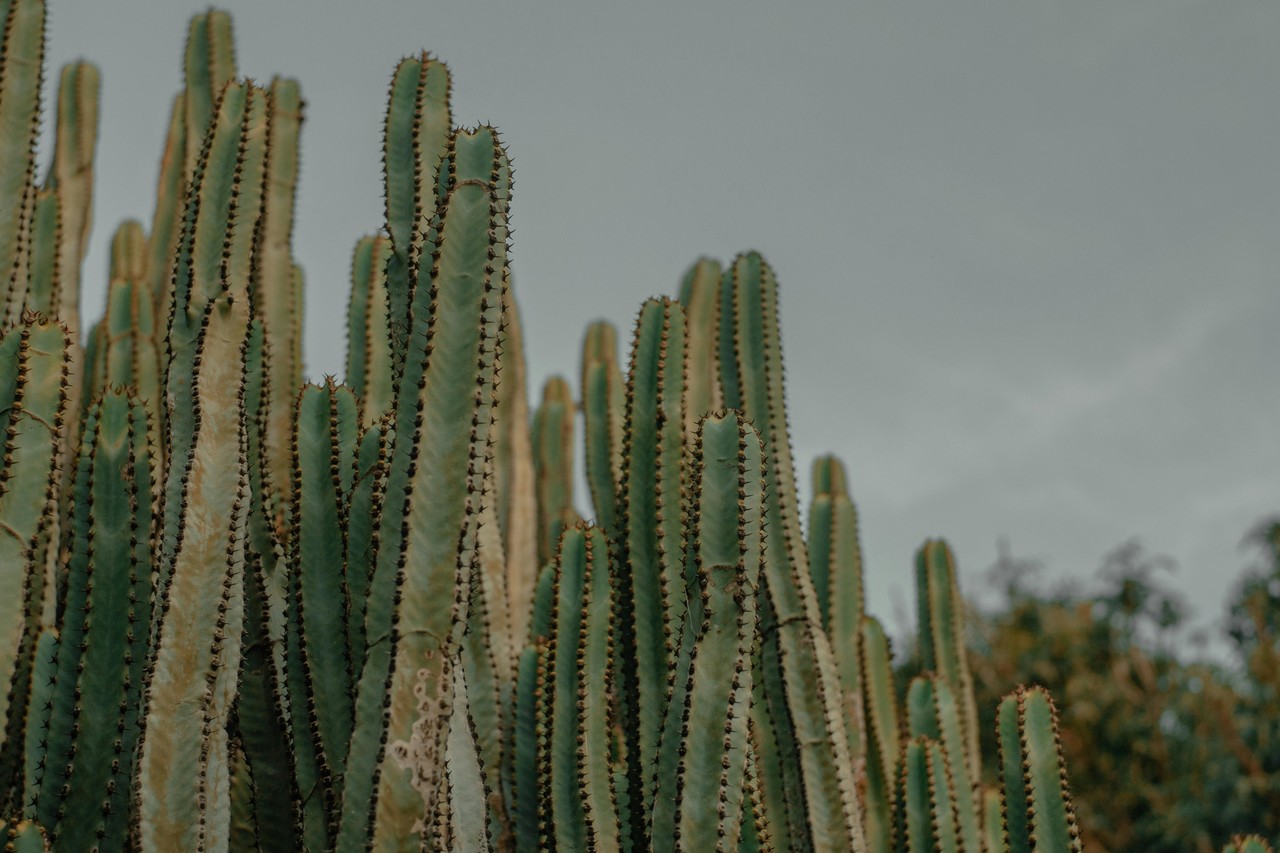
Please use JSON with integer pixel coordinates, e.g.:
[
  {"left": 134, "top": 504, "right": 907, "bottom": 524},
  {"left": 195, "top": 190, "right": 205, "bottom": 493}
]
[{"left": 47, "top": 1, "right": 1280, "bottom": 646}]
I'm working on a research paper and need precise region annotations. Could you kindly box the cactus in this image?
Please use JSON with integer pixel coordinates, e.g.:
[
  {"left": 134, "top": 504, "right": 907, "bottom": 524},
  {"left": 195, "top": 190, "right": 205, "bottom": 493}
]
[
  {"left": 34, "top": 388, "right": 153, "bottom": 851},
  {"left": 15, "top": 4, "right": 1271, "bottom": 852},
  {"left": 996, "top": 686, "right": 1083, "bottom": 853}
]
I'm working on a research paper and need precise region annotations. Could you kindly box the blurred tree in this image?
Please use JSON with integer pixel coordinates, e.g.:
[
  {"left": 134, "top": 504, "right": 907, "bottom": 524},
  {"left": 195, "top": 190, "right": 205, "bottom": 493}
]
[{"left": 939, "top": 527, "right": 1280, "bottom": 852}]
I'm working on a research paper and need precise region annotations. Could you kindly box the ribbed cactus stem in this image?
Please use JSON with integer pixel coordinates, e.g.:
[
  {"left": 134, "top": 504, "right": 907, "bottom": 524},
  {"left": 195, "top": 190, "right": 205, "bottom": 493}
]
[
  {"left": 904, "top": 674, "right": 982, "bottom": 853},
  {"left": 860, "top": 616, "right": 900, "bottom": 853},
  {"left": 580, "top": 318, "right": 624, "bottom": 532},
  {"left": 996, "top": 686, "right": 1083, "bottom": 853},
  {"left": 676, "top": 257, "right": 724, "bottom": 429},
  {"left": 915, "top": 539, "right": 982, "bottom": 794},
  {"left": 493, "top": 281, "right": 538, "bottom": 651},
  {"left": 0, "top": 0, "right": 45, "bottom": 326},
  {"left": 720, "top": 251, "right": 864, "bottom": 851},
  {"left": 531, "top": 375, "right": 579, "bottom": 568},
  {"left": 808, "top": 454, "right": 867, "bottom": 768},
  {"left": 256, "top": 75, "right": 304, "bottom": 519},
  {"left": 0, "top": 316, "right": 70, "bottom": 804},
  {"left": 137, "top": 79, "right": 266, "bottom": 852},
  {"left": 381, "top": 53, "right": 451, "bottom": 381},
  {"left": 346, "top": 234, "right": 395, "bottom": 425},
  {"left": 38, "top": 389, "right": 153, "bottom": 852},
  {"left": 614, "top": 296, "right": 688, "bottom": 836},
  {"left": 181, "top": 10, "right": 236, "bottom": 176},
  {"left": 45, "top": 60, "right": 99, "bottom": 341},
  {"left": 287, "top": 379, "right": 359, "bottom": 845},
  {"left": 651, "top": 411, "right": 764, "bottom": 853},
  {"left": 892, "top": 737, "right": 962, "bottom": 853},
  {"left": 338, "top": 126, "right": 508, "bottom": 851}
]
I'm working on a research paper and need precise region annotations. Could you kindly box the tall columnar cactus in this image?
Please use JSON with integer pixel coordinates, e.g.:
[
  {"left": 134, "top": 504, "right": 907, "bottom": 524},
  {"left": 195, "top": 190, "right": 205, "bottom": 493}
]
[
  {"left": 580, "top": 318, "right": 624, "bottom": 532},
  {"left": 137, "top": 79, "right": 265, "bottom": 852},
  {"left": 337, "top": 124, "right": 509, "bottom": 851},
  {"left": 0, "top": 0, "right": 45, "bottom": 327},
  {"left": 32, "top": 388, "right": 154, "bottom": 852},
  {"left": 996, "top": 686, "right": 1083, "bottom": 853},
  {"left": 720, "top": 251, "right": 864, "bottom": 851},
  {"left": 808, "top": 454, "right": 867, "bottom": 768},
  {"left": 0, "top": 315, "right": 69, "bottom": 806},
  {"left": 0, "top": 5, "right": 1127, "bottom": 851}
]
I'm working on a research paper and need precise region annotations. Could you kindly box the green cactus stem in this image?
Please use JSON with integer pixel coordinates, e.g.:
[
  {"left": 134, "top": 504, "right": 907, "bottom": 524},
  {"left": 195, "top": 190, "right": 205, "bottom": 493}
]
[
  {"left": 0, "top": 0, "right": 45, "bottom": 326},
  {"left": 37, "top": 389, "right": 153, "bottom": 852},
  {"left": 256, "top": 76, "right": 304, "bottom": 522},
  {"left": 720, "top": 251, "right": 863, "bottom": 851},
  {"left": 381, "top": 52, "right": 451, "bottom": 382},
  {"left": 531, "top": 375, "right": 579, "bottom": 569},
  {"left": 676, "top": 257, "right": 724, "bottom": 429},
  {"left": 492, "top": 281, "right": 538, "bottom": 653},
  {"left": 613, "top": 296, "right": 688, "bottom": 837},
  {"left": 136, "top": 79, "right": 266, "bottom": 852},
  {"left": 892, "top": 737, "right": 962, "bottom": 853},
  {"left": 860, "top": 616, "right": 900, "bottom": 853},
  {"left": 650, "top": 411, "right": 764, "bottom": 853},
  {"left": 996, "top": 686, "right": 1083, "bottom": 853},
  {"left": 915, "top": 540, "right": 982, "bottom": 797},
  {"left": 808, "top": 454, "right": 866, "bottom": 768},
  {"left": 0, "top": 316, "right": 70, "bottom": 805},
  {"left": 580, "top": 318, "right": 624, "bottom": 532},
  {"left": 346, "top": 234, "right": 395, "bottom": 426},
  {"left": 337, "top": 125, "right": 508, "bottom": 851}
]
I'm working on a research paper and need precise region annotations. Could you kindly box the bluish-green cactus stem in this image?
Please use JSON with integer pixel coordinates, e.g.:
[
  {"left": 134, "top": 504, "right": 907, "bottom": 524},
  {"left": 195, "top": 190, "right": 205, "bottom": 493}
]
[
  {"left": 612, "top": 296, "right": 688, "bottom": 839},
  {"left": 904, "top": 674, "right": 981, "bottom": 853},
  {"left": 337, "top": 125, "right": 508, "bottom": 851},
  {"left": 137, "top": 79, "right": 266, "bottom": 852},
  {"left": 860, "top": 615, "right": 899, "bottom": 853},
  {"left": 650, "top": 411, "right": 764, "bottom": 853},
  {"left": 346, "top": 234, "right": 395, "bottom": 425},
  {"left": 45, "top": 59, "right": 99, "bottom": 341},
  {"left": 531, "top": 375, "right": 579, "bottom": 568},
  {"left": 288, "top": 379, "right": 360, "bottom": 844},
  {"left": 381, "top": 53, "right": 451, "bottom": 382},
  {"left": 37, "top": 389, "right": 153, "bottom": 852},
  {"left": 720, "top": 250, "right": 863, "bottom": 851},
  {"left": 915, "top": 539, "right": 982, "bottom": 795},
  {"left": 492, "top": 280, "right": 538, "bottom": 655},
  {"left": 996, "top": 686, "right": 1083, "bottom": 853},
  {"left": 580, "top": 319, "right": 624, "bottom": 532},
  {"left": 808, "top": 454, "right": 866, "bottom": 768},
  {"left": 893, "top": 737, "right": 962, "bottom": 853},
  {"left": 1223, "top": 837, "right": 1276, "bottom": 853},
  {"left": 256, "top": 76, "right": 304, "bottom": 524},
  {"left": 0, "top": 0, "right": 45, "bottom": 326},
  {"left": 676, "top": 257, "right": 723, "bottom": 430},
  {"left": 0, "top": 316, "right": 70, "bottom": 804}
]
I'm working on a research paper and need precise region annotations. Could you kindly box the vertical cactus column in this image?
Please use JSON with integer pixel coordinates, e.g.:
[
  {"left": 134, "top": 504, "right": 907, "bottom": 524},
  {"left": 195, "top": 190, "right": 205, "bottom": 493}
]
[
  {"left": 719, "top": 251, "right": 864, "bottom": 851},
  {"left": 648, "top": 411, "right": 764, "bottom": 853},
  {"left": 580, "top": 319, "right": 623, "bottom": 533},
  {"left": 808, "top": 454, "right": 867, "bottom": 769},
  {"left": 338, "top": 125, "right": 509, "bottom": 851},
  {"left": 531, "top": 375, "right": 579, "bottom": 569},
  {"left": 0, "top": 0, "right": 44, "bottom": 327},
  {"left": 613, "top": 296, "right": 688, "bottom": 839},
  {"left": 996, "top": 686, "right": 1083, "bottom": 853},
  {"left": 136, "top": 80, "right": 267, "bottom": 852},
  {"left": 0, "top": 316, "right": 69, "bottom": 806},
  {"left": 33, "top": 389, "right": 154, "bottom": 852}
]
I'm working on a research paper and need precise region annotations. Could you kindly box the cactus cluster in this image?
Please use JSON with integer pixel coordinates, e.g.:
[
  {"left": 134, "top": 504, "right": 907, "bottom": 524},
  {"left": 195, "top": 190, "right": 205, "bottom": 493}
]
[{"left": 0, "top": 3, "right": 1266, "bottom": 852}]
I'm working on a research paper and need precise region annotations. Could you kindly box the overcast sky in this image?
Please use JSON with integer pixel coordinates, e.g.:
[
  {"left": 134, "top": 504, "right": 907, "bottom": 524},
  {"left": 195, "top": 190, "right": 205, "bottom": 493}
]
[{"left": 46, "top": 1, "right": 1280, "bottom": 647}]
